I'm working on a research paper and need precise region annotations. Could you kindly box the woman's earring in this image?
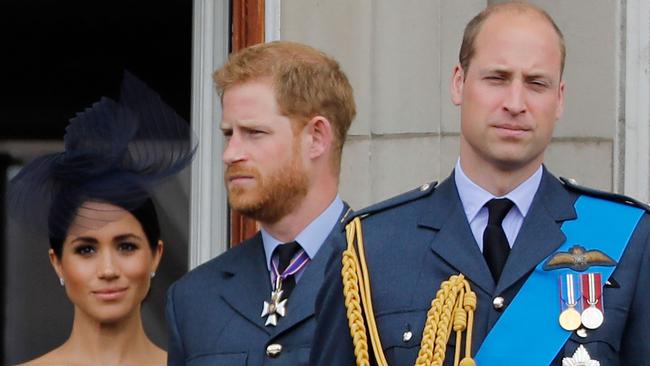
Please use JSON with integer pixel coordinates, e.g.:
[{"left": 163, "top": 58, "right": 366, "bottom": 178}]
[
  {"left": 150, "top": 272, "right": 156, "bottom": 279},
  {"left": 59, "top": 278, "right": 65, "bottom": 286}
]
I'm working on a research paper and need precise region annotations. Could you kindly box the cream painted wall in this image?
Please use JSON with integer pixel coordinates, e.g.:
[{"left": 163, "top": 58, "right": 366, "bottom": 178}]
[{"left": 280, "top": 0, "right": 648, "bottom": 209}]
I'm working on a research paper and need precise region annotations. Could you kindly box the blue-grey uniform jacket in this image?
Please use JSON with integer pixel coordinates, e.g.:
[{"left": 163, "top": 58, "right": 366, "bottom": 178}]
[
  {"left": 166, "top": 205, "right": 349, "bottom": 366},
  {"left": 310, "top": 170, "right": 650, "bottom": 365}
]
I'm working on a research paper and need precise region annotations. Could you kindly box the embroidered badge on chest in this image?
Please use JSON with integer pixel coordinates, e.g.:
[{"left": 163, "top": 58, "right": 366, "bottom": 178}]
[{"left": 543, "top": 245, "right": 616, "bottom": 272}]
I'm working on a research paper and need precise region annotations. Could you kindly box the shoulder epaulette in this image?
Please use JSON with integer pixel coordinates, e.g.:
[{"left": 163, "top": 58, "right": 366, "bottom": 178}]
[
  {"left": 344, "top": 181, "right": 438, "bottom": 225},
  {"left": 560, "top": 176, "right": 650, "bottom": 212}
]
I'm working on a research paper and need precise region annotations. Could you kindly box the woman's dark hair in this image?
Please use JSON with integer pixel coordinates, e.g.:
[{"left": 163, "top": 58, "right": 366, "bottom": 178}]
[{"left": 48, "top": 197, "right": 160, "bottom": 258}]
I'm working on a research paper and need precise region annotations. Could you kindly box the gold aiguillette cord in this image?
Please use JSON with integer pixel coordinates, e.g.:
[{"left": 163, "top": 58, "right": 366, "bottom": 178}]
[{"left": 342, "top": 217, "right": 478, "bottom": 366}]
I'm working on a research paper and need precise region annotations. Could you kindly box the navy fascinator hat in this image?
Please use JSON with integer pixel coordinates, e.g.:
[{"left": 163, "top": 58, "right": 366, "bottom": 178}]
[{"left": 8, "top": 72, "right": 197, "bottom": 249}]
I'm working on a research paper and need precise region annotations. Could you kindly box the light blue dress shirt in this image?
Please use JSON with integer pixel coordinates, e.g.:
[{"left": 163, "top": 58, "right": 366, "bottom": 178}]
[
  {"left": 261, "top": 195, "right": 344, "bottom": 283},
  {"left": 454, "top": 160, "right": 542, "bottom": 251}
]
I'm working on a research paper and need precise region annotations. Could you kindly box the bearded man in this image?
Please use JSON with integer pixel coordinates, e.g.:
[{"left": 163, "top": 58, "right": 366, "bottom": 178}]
[{"left": 166, "top": 41, "right": 356, "bottom": 366}]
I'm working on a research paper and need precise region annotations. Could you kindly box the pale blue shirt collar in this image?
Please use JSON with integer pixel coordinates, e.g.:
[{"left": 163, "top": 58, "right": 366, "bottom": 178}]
[
  {"left": 261, "top": 195, "right": 344, "bottom": 272},
  {"left": 455, "top": 159, "right": 542, "bottom": 222}
]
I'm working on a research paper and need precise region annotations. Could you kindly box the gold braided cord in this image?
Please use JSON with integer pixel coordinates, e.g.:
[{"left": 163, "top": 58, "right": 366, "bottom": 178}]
[
  {"left": 342, "top": 217, "right": 389, "bottom": 366},
  {"left": 352, "top": 218, "right": 389, "bottom": 366},
  {"left": 341, "top": 217, "right": 477, "bottom": 366},
  {"left": 342, "top": 223, "right": 370, "bottom": 366}
]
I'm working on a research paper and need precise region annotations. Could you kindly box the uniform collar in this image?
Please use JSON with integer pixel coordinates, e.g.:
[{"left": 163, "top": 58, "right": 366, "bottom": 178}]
[
  {"left": 261, "top": 195, "right": 344, "bottom": 272},
  {"left": 454, "top": 159, "right": 542, "bottom": 222}
]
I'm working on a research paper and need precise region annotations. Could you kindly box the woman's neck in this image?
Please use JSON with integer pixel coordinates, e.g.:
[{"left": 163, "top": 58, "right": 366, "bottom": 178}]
[{"left": 57, "top": 307, "right": 164, "bottom": 366}]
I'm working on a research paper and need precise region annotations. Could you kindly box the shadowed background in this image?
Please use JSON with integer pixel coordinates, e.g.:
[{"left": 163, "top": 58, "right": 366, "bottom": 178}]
[{"left": 1, "top": 1, "right": 192, "bottom": 364}]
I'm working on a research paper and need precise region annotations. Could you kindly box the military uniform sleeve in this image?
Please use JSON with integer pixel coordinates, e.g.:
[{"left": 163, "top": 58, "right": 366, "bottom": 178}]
[
  {"left": 166, "top": 282, "right": 186, "bottom": 366},
  {"left": 309, "top": 249, "right": 358, "bottom": 366},
  {"left": 620, "top": 215, "right": 650, "bottom": 363}
]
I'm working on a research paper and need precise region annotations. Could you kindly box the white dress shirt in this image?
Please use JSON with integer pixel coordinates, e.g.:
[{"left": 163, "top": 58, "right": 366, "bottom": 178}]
[
  {"left": 454, "top": 160, "right": 542, "bottom": 251},
  {"left": 261, "top": 195, "right": 344, "bottom": 283}
]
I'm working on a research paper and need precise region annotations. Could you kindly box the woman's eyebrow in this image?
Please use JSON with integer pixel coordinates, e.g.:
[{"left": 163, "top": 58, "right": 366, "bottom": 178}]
[
  {"left": 113, "top": 233, "right": 144, "bottom": 242},
  {"left": 70, "top": 236, "right": 99, "bottom": 245}
]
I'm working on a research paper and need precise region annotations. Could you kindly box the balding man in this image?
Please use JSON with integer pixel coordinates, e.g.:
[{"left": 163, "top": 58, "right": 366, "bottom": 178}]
[{"left": 311, "top": 3, "right": 650, "bottom": 365}]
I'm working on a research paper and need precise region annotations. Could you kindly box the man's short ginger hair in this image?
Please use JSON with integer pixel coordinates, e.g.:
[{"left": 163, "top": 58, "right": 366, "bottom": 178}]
[
  {"left": 214, "top": 41, "right": 356, "bottom": 172},
  {"left": 459, "top": 1, "right": 566, "bottom": 77}
]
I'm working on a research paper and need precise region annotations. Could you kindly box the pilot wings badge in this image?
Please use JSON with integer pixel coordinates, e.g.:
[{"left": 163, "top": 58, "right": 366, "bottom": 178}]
[{"left": 543, "top": 245, "right": 616, "bottom": 272}]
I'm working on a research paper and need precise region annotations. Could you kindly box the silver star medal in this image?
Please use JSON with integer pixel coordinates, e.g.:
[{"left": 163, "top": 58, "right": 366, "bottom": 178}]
[
  {"left": 562, "top": 345, "right": 600, "bottom": 366},
  {"left": 261, "top": 279, "right": 287, "bottom": 326}
]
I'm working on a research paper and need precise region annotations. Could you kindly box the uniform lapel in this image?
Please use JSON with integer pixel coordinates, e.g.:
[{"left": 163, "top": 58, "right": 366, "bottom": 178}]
[
  {"left": 220, "top": 233, "right": 273, "bottom": 335},
  {"left": 271, "top": 205, "right": 348, "bottom": 337},
  {"left": 419, "top": 177, "right": 495, "bottom": 295},
  {"left": 497, "top": 170, "right": 577, "bottom": 293}
]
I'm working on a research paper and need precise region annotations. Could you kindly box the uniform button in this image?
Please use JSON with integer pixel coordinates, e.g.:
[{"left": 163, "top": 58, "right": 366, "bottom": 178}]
[
  {"left": 420, "top": 183, "right": 430, "bottom": 191},
  {"left": 402, "top": 330, "right": 413, "bottom": 342},
  {"left": 492, "top": 296, "right": 505, "bottom": 310},
  {"left": 266, "top": 343, "right": 282, "bottom": 357}
]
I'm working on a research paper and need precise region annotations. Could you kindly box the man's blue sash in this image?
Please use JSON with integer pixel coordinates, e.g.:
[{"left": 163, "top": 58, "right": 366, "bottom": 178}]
[{"left": 474, "top": 195, "right": 644, "bottom": 365}]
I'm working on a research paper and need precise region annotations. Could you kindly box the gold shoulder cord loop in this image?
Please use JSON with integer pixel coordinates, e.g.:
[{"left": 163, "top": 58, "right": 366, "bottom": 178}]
[
  {"left": 341, "top": 217, "right": 477, "bottom": 366},
  {"left": 415, "top": 274, "right": 477, "bottom": 366}
]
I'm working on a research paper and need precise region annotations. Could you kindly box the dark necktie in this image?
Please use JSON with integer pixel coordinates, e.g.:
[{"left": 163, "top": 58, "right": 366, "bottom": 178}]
[
  {"left": 275, "top": 241, "right": 302, "bottom": 300},
  {"left": 483, "top": 198, "right": 514, "bottom": 282}
]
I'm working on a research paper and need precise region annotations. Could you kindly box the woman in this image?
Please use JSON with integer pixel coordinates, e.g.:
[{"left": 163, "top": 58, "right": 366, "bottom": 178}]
[{"left": 10, "top": 73, "right": 195, "bottom": 366}]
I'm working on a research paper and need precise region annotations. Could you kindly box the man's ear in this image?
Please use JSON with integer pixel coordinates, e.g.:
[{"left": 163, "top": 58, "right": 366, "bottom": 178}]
[
  {"left": 555, "top": 80, "right": 565, "bottom": 120},
  {"left": 451, "top": 64, "right": 465, "bottom": 106},
  {"left": 304, "top": 116, "right": 333, "bottom": 160}
]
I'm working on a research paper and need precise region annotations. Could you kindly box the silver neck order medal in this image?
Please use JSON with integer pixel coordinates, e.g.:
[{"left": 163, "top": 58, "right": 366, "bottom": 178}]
[{"left": 261, "top": 276, "right": 287, "bottom": 326}]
